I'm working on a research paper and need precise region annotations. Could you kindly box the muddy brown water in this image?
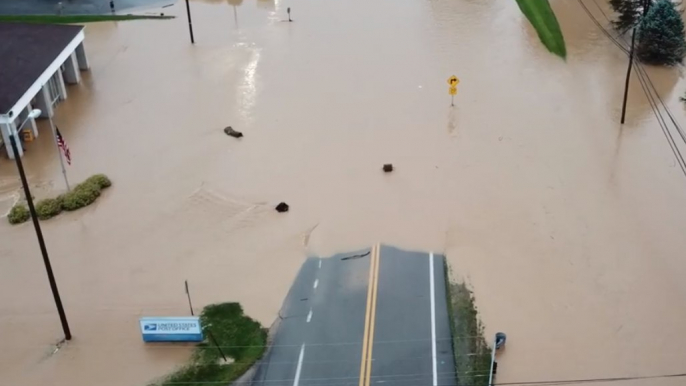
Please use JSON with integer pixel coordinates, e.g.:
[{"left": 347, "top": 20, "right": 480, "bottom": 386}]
[{"left": 2, "top": 0, "right": 686, "bottom": 385}]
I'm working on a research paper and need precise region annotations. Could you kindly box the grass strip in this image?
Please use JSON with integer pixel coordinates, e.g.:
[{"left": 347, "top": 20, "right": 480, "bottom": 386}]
[
  {"left": 0, "top": 14, "right": 174, "bottom": 24},
  {"left": 444, "top": 260, "right": 491, "bottom": 386},
  {"left": 153, "top": 303, "right": 267, "bottom": 386},
  {"left": 515, "top": 0, "right": 567, "bottom": 58}
]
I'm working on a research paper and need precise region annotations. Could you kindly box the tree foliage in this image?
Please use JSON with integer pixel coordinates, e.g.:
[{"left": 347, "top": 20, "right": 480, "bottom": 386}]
[
  {"left": 609, "top": 0, "right": 649, "bottom": 32},
  {"left": 636, "top": 0, "right": 686, "bottom": 65}
]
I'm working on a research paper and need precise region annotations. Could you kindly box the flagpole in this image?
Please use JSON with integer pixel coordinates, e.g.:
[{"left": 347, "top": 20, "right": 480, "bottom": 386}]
[{"left": 49, "top": 118, "right": 70, "bottom": 191}]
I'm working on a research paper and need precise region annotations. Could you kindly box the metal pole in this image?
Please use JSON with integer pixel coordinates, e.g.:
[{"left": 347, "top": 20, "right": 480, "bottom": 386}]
[
  {"left": 620, "top": 27, "right": 637, "bottom": 124},
  {"left": 487, "top": 336, "right": 497, "bottom": 386},
  {"left": 184, "top": 280, "right": 194, "bottom": 316},
  {"left": 451, "top": 94, "right": 454, "bottom": 107},
  {"left": 206, "top": 329, "right": 228, "bottom": 362},
  {"left": 49, "top": 119, "right": 70, "bottom": 191},
  {"left": 185, "top": 0, "right": 195, "bottom": 44},
  {"left": 8, "top": 133, "right": 72, "bottom": 341}
]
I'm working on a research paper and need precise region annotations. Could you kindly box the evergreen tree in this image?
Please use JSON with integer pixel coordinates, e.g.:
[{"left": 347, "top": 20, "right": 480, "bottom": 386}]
[
  {"left": 610, "top": 0, "right": 644, "bottom": 32},
  {"left": 636, "top": 0, "right": 686, "bottom": 65}
]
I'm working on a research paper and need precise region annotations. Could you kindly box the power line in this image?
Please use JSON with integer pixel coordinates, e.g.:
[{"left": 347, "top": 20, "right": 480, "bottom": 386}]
[
  {"left": 24, "top": 370, "right": 681, "bottom": 386},
  {"left": 584, "top": 0, "right": 686, "bottom": 146},
  {"left": 575, "top": 0, "right": 686, "bottom": 178},
  {"left": 4, "top": 335, "right": 492, "bottom": 350}
]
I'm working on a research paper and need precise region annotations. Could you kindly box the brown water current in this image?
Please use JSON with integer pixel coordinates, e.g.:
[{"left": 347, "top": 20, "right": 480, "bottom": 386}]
[{"left": 2, "top": 0, "right": 686, "bottom": 385}]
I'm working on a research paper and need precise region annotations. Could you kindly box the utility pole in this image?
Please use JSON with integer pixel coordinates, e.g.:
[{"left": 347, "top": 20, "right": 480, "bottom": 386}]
[
  {"left": 185, "top": 0, "right": 195, "bottom": 44},
  {"left": 620, "top": 27, "right": 637, "bottom": 124},
  {"left": 620, "top": 0, "right": 651, "bottom": 124},
  {"left": 7, "top": 132, "right": 71, "bottom": 341}
]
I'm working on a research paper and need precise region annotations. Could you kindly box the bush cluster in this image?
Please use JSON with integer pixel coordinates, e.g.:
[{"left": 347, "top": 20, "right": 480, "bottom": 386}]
[
  {"left": 35, "top": 197, "right": 63, "bottom": 220},
  {"left": 6, "top": 174, "right": 112, "bottom": 224},
  {"left": 8, "top": 205, "right": 30, "bottom": 224}
]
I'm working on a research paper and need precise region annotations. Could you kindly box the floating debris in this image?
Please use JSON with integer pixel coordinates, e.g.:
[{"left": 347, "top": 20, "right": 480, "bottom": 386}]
[
  {"left": 275, "top": 202, "right": 289, "bottom": 212},
  {"left": 382, "top": 164, "right": 393, "bottom": 172},
  {"left": 223, "top": 126, "right": 243, "bottom": 138}
]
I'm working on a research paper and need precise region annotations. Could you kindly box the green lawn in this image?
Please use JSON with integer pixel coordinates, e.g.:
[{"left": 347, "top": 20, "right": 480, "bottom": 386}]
[
  {"left": 515, "top": 0, "right": 567, "bottom": 58},
  {"left": 0, "top": 14, "right": 173, "bottom": 24},
  {"left": 152, "top": 303, "right": 267, "bottom": 386}
]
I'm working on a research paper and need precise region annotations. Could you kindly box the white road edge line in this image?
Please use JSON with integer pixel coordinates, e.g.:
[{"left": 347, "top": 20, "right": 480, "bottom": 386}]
[
  {"left": 306, "top": 308, "right": 313, "bottom": 323},
  {"left": 318, "top": 259, "right": 322, "bottom": 269},
  {"left": 293, "top": 344, "right": 305, "bottom": 386},
  {"left": 429, "top": 252, "right": 437, "bottom": 386},
  {"left": 313, "top": 279, "right": 319, "bottom": 289}
]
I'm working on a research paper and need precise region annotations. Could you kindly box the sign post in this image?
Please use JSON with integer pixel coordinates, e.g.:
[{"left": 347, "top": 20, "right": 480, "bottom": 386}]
[{"left": 447, "top": 75, "right": 459, "bottom": 107}]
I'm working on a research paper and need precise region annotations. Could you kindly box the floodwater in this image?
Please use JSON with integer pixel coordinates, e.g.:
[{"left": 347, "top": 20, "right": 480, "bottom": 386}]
[{"left": 1, "top": 0, "right": 686, "bottom": 385}]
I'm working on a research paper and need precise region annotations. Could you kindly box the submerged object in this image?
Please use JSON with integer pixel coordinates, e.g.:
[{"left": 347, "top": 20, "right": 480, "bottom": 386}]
[
  {"left": 224, "top": 126, "right": 243, "bottom": 138},
  {"left": 495, "top": 332, "right": 507, "bottom": 349}
]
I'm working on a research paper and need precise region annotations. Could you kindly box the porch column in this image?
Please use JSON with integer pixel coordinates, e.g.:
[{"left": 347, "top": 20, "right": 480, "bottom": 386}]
[
  {"left": 34, "top": 84, "right": 54, "bottom": 119},
  {"left": 63, "top": 52, "right": 81, "bottom": 84},
  {"left": 1, "top": 121, "right": 23, "bottom": 159},
  {"left": 75, "top": 41, "right": 90, "bottom": 70},
  {"left": 56, "top": 68, "right": 68, "bottom": 100}
]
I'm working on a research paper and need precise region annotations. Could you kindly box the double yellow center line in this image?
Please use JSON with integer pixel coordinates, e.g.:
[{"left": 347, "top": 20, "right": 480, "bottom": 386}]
[{"left": 359, "top": 244, "right": 380, "bottom": 386}]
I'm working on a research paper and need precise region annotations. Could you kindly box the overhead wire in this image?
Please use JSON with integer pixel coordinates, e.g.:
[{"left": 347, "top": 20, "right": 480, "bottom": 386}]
[
  {"left": 576, "top": 0, "right": 686, "bottom": 177},
  {"left": 585, "top": 0, "right": 686, "bottom": 146},
  {"left": 19, "top": 370, "right": 681, "bottom": 386}
]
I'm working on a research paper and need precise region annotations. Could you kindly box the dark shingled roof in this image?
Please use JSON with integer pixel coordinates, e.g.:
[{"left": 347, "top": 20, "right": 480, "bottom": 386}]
[{"left": 0, "top": 22, "right": 83, "bottom": 115}]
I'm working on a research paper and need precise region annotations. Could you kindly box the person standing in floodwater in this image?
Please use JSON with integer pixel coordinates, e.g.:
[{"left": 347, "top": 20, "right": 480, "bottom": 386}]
[{"left": 109, "top": 0, "right": 115, "bottom": 13}]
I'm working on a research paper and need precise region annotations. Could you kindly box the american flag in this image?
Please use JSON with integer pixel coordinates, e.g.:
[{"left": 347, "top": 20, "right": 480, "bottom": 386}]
[{"left": 55, "top": 127, "right": 71, "bottom": 165}]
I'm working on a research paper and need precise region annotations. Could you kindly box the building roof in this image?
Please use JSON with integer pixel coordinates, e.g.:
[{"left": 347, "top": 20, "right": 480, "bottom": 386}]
[{"left": 0, "top": 23, "right": 83, "bottom": 115}]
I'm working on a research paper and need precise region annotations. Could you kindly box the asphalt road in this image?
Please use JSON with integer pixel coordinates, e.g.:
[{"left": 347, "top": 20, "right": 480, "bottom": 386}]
[{"left": 251, "top": 245, "right": 456, "bottom": 386}]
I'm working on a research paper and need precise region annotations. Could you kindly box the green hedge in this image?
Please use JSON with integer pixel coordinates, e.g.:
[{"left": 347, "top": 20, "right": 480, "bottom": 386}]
[
  {"left": 6, "top": 174, "right": 112, "bottom": 224},
  {"left": 35, "top": 197, "right": 63, "bottom": 220},
  {"left": 8, "top": 205, "right": 30, "bottom": 224}
]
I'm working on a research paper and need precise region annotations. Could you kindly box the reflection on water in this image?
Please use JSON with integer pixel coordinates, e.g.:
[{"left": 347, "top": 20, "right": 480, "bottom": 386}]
[
  {"left": 1, "top": 0, "right": 686, "bottom": 386},
  {"left": 238, "top": 46, "right": 261, "bottom": 125}
]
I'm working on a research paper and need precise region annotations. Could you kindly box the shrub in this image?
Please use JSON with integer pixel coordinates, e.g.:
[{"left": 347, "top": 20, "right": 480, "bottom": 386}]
[
  {"left": 35, "top": 197, "right": 63, "bottom": 220},
  {"left": 636, "top": 0, "right": 686, "bottom": 65},
  {"left": 61, "top": 181, "right": 101, "bottom": 211},
  {"left": 7, "top": 204, "right": 30, "bottom": 224},
  {"left": 86, "top": 174, "right": 112, "bottom": 189},
  {"left": 7, "top": 173, "right": 112, "bottom": 224}
]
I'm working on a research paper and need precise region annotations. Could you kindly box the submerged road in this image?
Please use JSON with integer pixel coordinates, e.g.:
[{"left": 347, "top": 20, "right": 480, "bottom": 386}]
[{"left": 251, "top": 245, "right": 456, "bottom": 386}]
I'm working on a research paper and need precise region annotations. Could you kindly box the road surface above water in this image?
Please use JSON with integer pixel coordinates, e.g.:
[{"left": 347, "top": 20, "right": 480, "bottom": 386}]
[
  {"left": 253, "top": 246, "right": 455, "bottom": 386},
  {"left": 1, "top": 0, "right": 686, "bottom": 386}
]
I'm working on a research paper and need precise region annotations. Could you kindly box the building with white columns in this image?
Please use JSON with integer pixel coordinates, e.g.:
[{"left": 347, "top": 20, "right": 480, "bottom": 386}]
[{"left": 0, "top": 22, "right": 89, "bottom": 158}]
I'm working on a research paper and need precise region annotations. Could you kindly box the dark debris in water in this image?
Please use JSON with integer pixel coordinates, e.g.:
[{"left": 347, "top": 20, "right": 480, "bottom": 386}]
[{"left": 224, "top": 126, "right": 243, "bottom": 138}]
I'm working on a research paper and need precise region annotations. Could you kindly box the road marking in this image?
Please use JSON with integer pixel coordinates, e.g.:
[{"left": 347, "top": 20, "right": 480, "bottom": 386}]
[
  {"left": 313, "top": 279, "right": 319, "bottom": 289},
  {"left": 359, "top": 244, "right": 380, "bottom": 386},
  {"left": 365, "top": 244, "right": 380, "bottom": 385},
  {"left": 306, "top": 308, "right": 313, "bottom": 323},
  {"left": 318, "top": 260, "right": 322, "bottom": 269},
  {"left": 429, "top": 252, "right": 437, "bottom": 386},
  {"left": 293, "top": 344, "right": 305, "bottom": 386}
]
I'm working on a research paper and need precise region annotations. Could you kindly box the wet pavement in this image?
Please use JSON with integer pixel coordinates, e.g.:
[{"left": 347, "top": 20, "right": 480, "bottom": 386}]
[
  {"left": 1, "top": 0, "right": 686, "bottom": 386},
  {"left": 252, "top": 246, "right": 455, "bottom": 386}
]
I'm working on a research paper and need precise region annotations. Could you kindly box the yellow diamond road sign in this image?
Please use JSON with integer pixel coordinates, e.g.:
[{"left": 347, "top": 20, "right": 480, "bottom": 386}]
[{"left": 448, "top": 75, "right": 459, "bottom": 87}]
